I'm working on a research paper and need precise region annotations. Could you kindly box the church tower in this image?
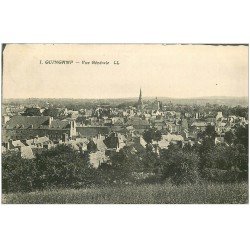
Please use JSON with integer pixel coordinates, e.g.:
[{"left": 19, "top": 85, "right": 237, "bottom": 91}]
[{"left": 137, "top": 88, "right": 143, "bottom": 110}]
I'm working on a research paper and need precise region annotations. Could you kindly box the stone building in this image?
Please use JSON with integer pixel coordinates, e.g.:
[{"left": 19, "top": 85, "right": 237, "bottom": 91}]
[{"left": 3, "top": 115, "right": 76, "bottom": 142}]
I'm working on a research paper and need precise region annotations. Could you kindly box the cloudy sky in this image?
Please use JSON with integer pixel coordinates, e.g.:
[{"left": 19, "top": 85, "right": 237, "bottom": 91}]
[{"left": 3, "top": 44, "right": 248, "bottom": 99}]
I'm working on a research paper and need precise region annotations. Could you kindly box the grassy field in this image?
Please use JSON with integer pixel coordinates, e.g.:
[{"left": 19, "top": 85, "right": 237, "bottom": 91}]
[{"left": 2, "top": 182, "right": 248, "bottom": 204}]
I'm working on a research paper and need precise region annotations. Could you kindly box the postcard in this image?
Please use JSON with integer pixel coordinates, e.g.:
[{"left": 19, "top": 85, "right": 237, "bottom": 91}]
[{"left": 1, "top": 44, "right": 248, "bottom": 204}]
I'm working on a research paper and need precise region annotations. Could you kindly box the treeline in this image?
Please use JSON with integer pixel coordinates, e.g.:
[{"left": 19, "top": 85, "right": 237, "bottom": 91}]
[
  {"left": 9, "top": 100, "right": 249, "bottom": 120},
  {"left": 172, "top": 104, "right": 248, "bottom": 119},
  {"left": 2, "top": 125, "right": 248, "bottom": 193}
]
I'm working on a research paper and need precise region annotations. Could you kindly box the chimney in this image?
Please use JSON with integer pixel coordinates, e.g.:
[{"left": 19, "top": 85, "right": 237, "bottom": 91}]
[
  {"left": 49, "top": 117, "right": 53, "bottom": 126},
  {"left": 62, "top": 133, "right": 68, "bottom": 142},
  {"left": 7, "top": 139, "right": 13, "bottom": 150},
  {"left": 97, "top": 132, "right": 101, "bottom": 139},
  {"left": 70, "top": 120, "right": 75, "bottom": 128}
]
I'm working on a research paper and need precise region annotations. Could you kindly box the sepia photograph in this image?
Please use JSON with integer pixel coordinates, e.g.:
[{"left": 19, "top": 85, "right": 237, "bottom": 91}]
[{"left": 1, "top": 43, "right": 248, "bottom": 204}]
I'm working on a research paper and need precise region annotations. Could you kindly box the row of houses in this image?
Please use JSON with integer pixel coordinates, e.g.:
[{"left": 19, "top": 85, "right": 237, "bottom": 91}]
[
  {"left": 2, "top": 104, "right": 248, "bottom": 168},
  {"left": 2, "top": 113, "right": 187, "bottom": 167}
]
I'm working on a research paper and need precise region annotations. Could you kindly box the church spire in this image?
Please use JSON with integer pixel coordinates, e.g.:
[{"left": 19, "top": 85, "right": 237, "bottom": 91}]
[{"left": 137, "top": 88, "right": 143, "bottom": 110}]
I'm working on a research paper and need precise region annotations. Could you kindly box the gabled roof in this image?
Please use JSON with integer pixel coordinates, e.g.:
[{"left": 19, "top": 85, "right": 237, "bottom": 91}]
[
  {"left": 5, "top": 115, "right": 73, "bottom": 130},
  {"left": 5, "top": 115, "right": 50, "bottom": 129},
  {"left": 76, "top": 126, "right": 111, "bottom": 138},
  {"left": 50, "top": 120, "right": 71, "bottom": 129},
  {"left": 125, "top": 117, "right": 150, "bottom": 127},
  {"left": 11, "top": 140, "right": 26, "bottom": 148},
  {"left": 111, "top": 126, "right": 125, "bottom": 133}
]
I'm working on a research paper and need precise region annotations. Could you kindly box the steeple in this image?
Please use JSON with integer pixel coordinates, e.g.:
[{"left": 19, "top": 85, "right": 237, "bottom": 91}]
[{"left": 137, "top": 88, "right": 143, "bottom": 110}]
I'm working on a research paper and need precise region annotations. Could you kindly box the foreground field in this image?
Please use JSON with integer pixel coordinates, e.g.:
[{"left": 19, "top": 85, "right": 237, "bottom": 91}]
[{"left": 2, "top": 182, "right": 248, "bottom": 204}]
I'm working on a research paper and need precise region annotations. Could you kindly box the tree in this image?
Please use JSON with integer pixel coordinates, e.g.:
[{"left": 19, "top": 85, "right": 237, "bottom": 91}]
[
  {"left": 43, "top": 108, "right": 63, "bottom": 118},
  {"left": 230, "top": 106, "right": 248, "bottom": 119},
  {"left": 2, "top": 152, "right": 38, "bottom": 193},
  {"left": 224, "top": 130, "right": 234, "bottom": 145},
  {"left": 23, "top": 107, "right": 41, "bottom": 116},
  {"left": 87, "top": 140, "right": 97, "bottom": 152},
  {"left": 142, "top": 128, "right": 162, "bottom": 146},
  {"left": 203, "top": 145, "right": 232, "bottom": 170},
  {"left": 76, "top": 116, "right": 87, "bottom": 124},
  {"left": 99, "top": 147, "right": 139, "bottom": 184},
  {"left": 230, "top": 144, "right": 248, "bottom": 173},
  {"left": 35, "top": 144, "right": 95, "bottom": 188},
  {"left": 235, "top": 125, "right": 248, "bottom": 150},
  {"left": 154, "top": 130, "right": 162, "bottom": 142},
  {"left": 204, "top": 125, "right": 216, "bottom": 140},
  {"left": 142, "top": 150, "right": 159, "bottom": 173},
  {"left": 201, "top": 144, "right": 248, "bottom": 182},
  {"left": 160, "top": 148, "right": 200, "bottom": 185},
  {"left": 143, "top": 128, "right": 155, "bottom": 144}
]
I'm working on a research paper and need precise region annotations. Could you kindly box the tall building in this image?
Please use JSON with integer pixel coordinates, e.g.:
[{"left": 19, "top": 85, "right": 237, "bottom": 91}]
[
  {"left": 137, "top": 88, "right": 144, "bottom": 110},
  {"left": 152, "top": 97, "right": 162, "bottom": 111}
]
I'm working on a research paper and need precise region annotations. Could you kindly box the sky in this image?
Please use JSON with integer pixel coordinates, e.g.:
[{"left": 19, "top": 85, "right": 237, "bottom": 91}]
[{"left": 2, "top": 44, "right": 248, "bottom": 99}]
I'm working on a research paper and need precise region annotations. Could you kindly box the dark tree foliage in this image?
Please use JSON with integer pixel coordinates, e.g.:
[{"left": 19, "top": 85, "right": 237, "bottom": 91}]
[
  {"left": 141, "top": 150, "right": 159, "bottom": 173},
  {"left": 224, "top": 130, "right": 235, "bottom": 145},
  {"left": 235, "top": 125, "right": 248, "bottom": 150},
  {"left": 22, "top": 107, "right": 41, "bottom": 116},
  {"left": 230, "top": 144, "right": 248, "bottom": 174},
  {"left": 203, "top": 125, "right": 217, "bottom": 140},
  {"left": 200, "top": 143, "right": 248, "bottom": 183},
  {"left": 160, "top": 147, "right": 200, "bottom": 185},
  {"left": 143, "top": 129, "right": 154, "bottom": 144},
  {"left": 98, "top": 150, "right": 130, "bottom": 184},
  {"left": 2, "top": 152, "right": 37, "bottom": 192},
  {"left": 76, "top": 116, "right": 87, "bottom": 124},
  {"left": 98, "top": 146, "right": 147, "bottom": 184},
  {"left": 43, "top": 108, "right": 64, "bottom": 118},
  {"left": 97, "top": 145, "right": 163, "bottom": 185},
  {"left": 2, "top": 145, "right": 97, "bottom": 193},
  {"left": 142, "top": 128, "right": 162, "bottom": 145},
  {"left": 203, "top": 145, "right": 233, "bottom": 170},
  {"left": 230, "top": 106, "right": 248, "bottom": 119},
  {"left": 87, "top": 140, "right": 97, "bottom": 152},
  {"left": 154, "top": 130, "right": 162, "bottom": 142},
  {"left": 35, "top": 145, "right": 85, "bottom": 188}
]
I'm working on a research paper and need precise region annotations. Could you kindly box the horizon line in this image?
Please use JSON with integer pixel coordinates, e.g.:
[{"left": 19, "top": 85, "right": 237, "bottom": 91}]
[{"left": 3, "top": 95, "right": 249, "bottom": 100}]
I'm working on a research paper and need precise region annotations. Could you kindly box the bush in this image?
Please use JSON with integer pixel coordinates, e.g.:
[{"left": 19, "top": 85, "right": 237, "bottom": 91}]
[
  {"left": 201, "top": 144, "right": 248, "bottom": 182},
  {"left": 2, "top": 145, "right": 98, "bottom": 193},
  {"left": 160, "top": 148, "right": 200, "bottom": 185},
  {"left": 2, "top": 152, "right": 38, "bottom": 193}
]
